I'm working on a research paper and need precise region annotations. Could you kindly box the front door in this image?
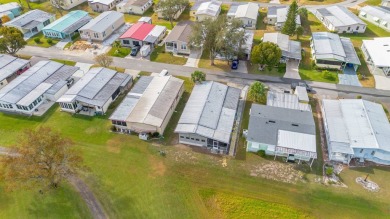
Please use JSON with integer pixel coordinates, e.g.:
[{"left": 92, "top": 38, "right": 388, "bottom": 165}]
[{"left": 213, "top": 141, "right": 218, "bottom": 150}]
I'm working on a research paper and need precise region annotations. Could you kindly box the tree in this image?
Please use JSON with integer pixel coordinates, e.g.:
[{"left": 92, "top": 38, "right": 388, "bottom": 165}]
[
  {"left": 296, "top": 26, "right": 304, "bottom": 40},
  {"left": 191, "top": 70, "right": 206, "bottom": 83},
  {"left": 218, "top": 18, "right": 248, "bottom": 64},
  {"left": 250, "top": 42, "right": 282, "bottom": 71},
  {"left": 189, "top": 16, "right": 246, "bottom": 65},
  {"left": 51, "top": 0, "right": 65, "bottom": 16},
  {"left": 281, "top": 0, "right": 298, "bottom": 36},
  {"left": 297, "top": 7, "right": 308, "bottom": 21},
  {"left": 94, "top": 53, "right": 113, "bottom": 67},
  {"left": 25, "top": 0, "right": 31, "bottom": 10},
  {"left": 155, "top": 0, "right": 189, "bottom": 28},
  {"left": 248, "top": 81, "right": 267, "bottom": 104},
  {"left": 1, "top": 127, "right": 83, "bottom": 190},
  {"left": 1, "top": 15, "right": 11, "bottom": 24},
  {"left": 0, "top": 26, "right": 27, "bottom": 56}
]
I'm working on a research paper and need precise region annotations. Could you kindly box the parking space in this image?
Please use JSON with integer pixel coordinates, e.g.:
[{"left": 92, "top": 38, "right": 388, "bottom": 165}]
[
  {"left": 338, "top": 66, "right": 361, "bottom": 87},
  {"left": 284, "top": 59, "right": 300, "bottom": 79}
]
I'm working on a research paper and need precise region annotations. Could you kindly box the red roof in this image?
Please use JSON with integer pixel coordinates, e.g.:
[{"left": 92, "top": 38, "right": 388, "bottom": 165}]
[{"left": 120, "top": 22, "right": 155, "bottom": 40}]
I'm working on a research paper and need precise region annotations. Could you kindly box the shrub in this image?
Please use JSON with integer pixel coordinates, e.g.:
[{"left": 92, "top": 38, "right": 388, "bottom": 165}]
[
  {"left": 257, "top": 150, "right": 266, "bottom": 158},
  {"left": 110, "top": 125, "right": 117, "bottom": 132},
  {"left": 277, "top": 63, "right": 286, "bottom": 73},
  {"left": 47, "top": 38, "right": 53, "bottom": 44},
  {"left": 34, "top": 37, "right": 41, "bottom": 43},
  {"left": 356, "top": 95, "right": 362, "bottom": 99},
  {"left": 152, "top": 132, "right": 160, "bottom": 138},
  {"left": 325, "top": 167, "right": 334, "bottom": 176},
  {"left": 322, "top": 70, "right": 336, "bottom": 81}
]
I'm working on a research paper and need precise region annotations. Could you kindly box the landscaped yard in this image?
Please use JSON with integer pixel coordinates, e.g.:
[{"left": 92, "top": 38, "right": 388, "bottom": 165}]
[
  {"left": 281, "top": 0, "right": 343, "bottom": 5},
  {"left": 27, "top": 32, "right": 60, "bottom": 48},
  {"left": 248, "top": 63, "right": 286, "bottom": 77},
  {"left": 150, "top": 46, "right": 187, "bottom": 65},
  {"left": 107, "top": 47, "right": 131, "bottom": 58}
]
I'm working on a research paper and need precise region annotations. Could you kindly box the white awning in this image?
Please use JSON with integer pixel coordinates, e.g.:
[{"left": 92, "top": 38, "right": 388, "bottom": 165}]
[{"left": 373, "top": 17, "right": 379, "bottom": 21}]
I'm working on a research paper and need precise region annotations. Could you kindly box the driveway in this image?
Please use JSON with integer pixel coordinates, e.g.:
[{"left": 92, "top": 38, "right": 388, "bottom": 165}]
[
  {"left": 374, "top": 75, "right": 390, "bottom": 91},
  {"left": 184, "top": 49, "right": 202, "bottom": 67},
  {"left": 284, "top": 59, "right": 300, "bottom": 79},
  {"left": 339, "top": 66, "right": 361, "bottom": 87},
  {"left": 232, "top": 61, "right": 248, "bottom": 73}
]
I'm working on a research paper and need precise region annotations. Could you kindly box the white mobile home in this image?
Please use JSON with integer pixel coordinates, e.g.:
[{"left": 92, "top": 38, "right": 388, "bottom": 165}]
[
  {"left": 315, "top": 6, "right": 366, "bottom": 33},
  {"left": 359, "top": 6, "right": 390, "bottom": 32},
  {"left": 0, "top": 54, "right": 31, "bottom": 89}
]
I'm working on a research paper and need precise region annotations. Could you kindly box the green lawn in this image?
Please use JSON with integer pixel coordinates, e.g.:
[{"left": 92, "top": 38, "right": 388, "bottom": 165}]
[
  {"left": 51, "top": 59, "right": 77, "bottom": 66},
  {"left": 1, "top": 78, "right": 390, "bottom": 218},
  {"left": 150, "top": 46, "right": 187, "bottom": 65},
  {"left": 107, "top": 47, "right": 131, "bottom": 58},
  {"left": 27, "top": 33, "right": 60, "bottom": 48},
  {"left": 299, "top": 69, "right": 339, "bottom": 84},
  {"left": 248, "top": 63, "right": 286, "bottom": 77}
]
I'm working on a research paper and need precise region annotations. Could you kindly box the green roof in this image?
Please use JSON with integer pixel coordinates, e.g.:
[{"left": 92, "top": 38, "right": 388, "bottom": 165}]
[{"left": 42, "top": 10, "right": 91, "bottom": 33}]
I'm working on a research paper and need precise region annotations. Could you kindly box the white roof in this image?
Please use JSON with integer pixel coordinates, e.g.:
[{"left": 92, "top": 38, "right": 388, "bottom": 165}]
[
  {"left": 229, "top": 3, "right": 259, "bottom": 20},
  {"left": 267, "top": 91, "right": 311, "bottom": 111},
  {"left": 294, "top": 86, "right": 309, "bottom": 102},
  {"left": 110, "top": 76, "right": 184, "bottom": 129},
  {"left": 195, "top": 0, "right": 222, "bottom": 17},
  {"left": 277, "top": 7, "right": 301, "bottom": 25},
  {"left": 322, "top": 99, "right": 390, "bottom": 152},
  {"left": 360, "top": 6, "right": 390, "bottom": 24},
  {"left": 362, "top": 37, "right": 390, "bottom": 67},
  {"left": 316, "top": 6, "right": 365, "bottom": 27},
  {"left": 88, "top": 0, "right": 115, "bottom": 5},
  {"left": 175, "top": 81, "right": 241, "bottom": 144},
  {"left": 0, "top": 2, "right": 20, "bottom": 13},
  {"left": 17, "top": 82, "right": 52, "bottom": 106},
  {"left": 0, "top": 54, "right": 30, "bottom": 82},
  {"left": 79, "top": 11, "right": 123, "bottom": 33},
  {"left": 277, "top": 130, "right": 316, "bottom": 153}
]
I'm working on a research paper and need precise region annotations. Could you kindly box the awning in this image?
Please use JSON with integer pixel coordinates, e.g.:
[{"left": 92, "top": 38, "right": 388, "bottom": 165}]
[
  {"left": 360, "top": 11, "right": 366, "bottom": 16},
  {"left": 373, "top": 17, "right": 379, "bottom": 21}
]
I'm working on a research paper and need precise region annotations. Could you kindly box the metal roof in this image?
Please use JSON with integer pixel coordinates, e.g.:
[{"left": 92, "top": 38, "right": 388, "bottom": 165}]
[
  {"left": 322, "top": 99, "right": 390, "bottom": 152},
  {"left": 362, "top": 37, "right": 390, "bottom": 67},
  {"left": 0, "top": 54, "right": 30, "bottom": 82},
  {"left": 120, "top": 22, "right": 154, "bottom": 40},
  {"left": 110, "top": 76, "right": 184, "bottom": 128},
  {"left": 263, "top": 33, "right": 302, "bottom": 60},
  {"left": 277, "top": 130, "right": 316, "bottom": 153},
  {"left": 194, "top": 0, "right": 222, "bottom": 17},
  {"left": 175, "top": 81, "right": 241, "bottom": 143},
  {"left": 276, "top": 7, "right": 301, "bottom": 25},
  {"left": 316, "top": 6, "right": 365, "bottom": 27},
  {"left": 117, "top": 0, "right": 150, "bottom": 7},
  {"left": 42, "top": 10, "right": 91, "bottom": 34},
  {"left": 312, "top": 32, "right": 360, "bottom": 65},
  {"left": 0, "top": 61, "right": 78, "bottom": 106},
  {"left": 57, "top": 67, "right": 131, "bottom": 107},
  {"left": 228, "top": 3, "right": 259, "bottom": 20},
  {"left": 360, "top": 6, "right": 390, "bottom": 23},
  {"left": 79, "top": 11, "right": 124, "bottom": 33},
  {"left": 4, "top": 9, "right": 54, "bottom": 29},
  {"left": 110, "top": 76, "right": 152, "bottom": 121},
  {"left": 88, "top": 0, "right": 115, "bottom": 5},
  {"left": 0, "top": 2, "right": 20, "bottom": 14},
  {"left": 267, "top": 91, "right": 311, "bottom": 111},
  {"left": 246, "top": 104, "right": 316, "bottom": 148},
  {"left": 267, "top": 6, "right": 286, "bottom": 17},
  {"left": 294, "top": 86, "right": 309, "bottom": 102}
]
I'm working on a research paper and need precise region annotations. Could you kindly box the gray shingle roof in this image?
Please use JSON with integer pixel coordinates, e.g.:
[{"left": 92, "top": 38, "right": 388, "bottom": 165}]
[
  {"left": 247, "top": 104, "right": 315, "bottom": 146},
  {"left": 175, "top": 81, "right": 241, "bottom": 143},
  {"left": 4, "top": 9, "right": 54, "bottom": 29},
  {"left": 79, "top": 11, "right": 124, "bottom": 33},
  {"left": 164, "top": 21, "right": 193, "bottom": 43}
]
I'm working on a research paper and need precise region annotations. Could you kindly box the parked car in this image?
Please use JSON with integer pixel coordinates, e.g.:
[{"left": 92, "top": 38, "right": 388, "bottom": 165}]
[
  {"left": 291, "top": 82, "right": 312, "bottom": 92},
  {"left": 130, "top": 46, "right": 140, "bottom": 56},
  {"left": 231, "top": 60, "right": 239, "bottom": 69}
]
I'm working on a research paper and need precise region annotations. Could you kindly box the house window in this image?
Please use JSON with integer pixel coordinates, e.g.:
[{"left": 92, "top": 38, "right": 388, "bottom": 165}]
[
  {"left": 356, "top": 26, "right": 360, "bottom": 30},
  {"left": 181, "top": 43, "right": 187, "bottom": 50},
  {"left": 190, "top": 138, "right": 194, "bottom": 140},
  {"left": 201, "top": 140, "right": 205, "bottom": 142},
  {"left": 186, "top": 137, "right": 189, "bottom": 139},
  {"left": 43, "top": 19, "right": 50, "bottom": 26},
  {"left": 93, "top": 33, "right": 99, "bottom": 38},
  {"left": 102, "top": 31, "right": 106, "bottom": 37},
  {"left": 347, "top": 27, "right": 350, "bottom": 31},
  {"left": 180, "top": 136, "right": 184, "bottom": 138},
  {"left": 360, "top": 149, "right": 364, "bottom": 153},
  {"left": 371, "top": 151, "right": 375, "bottom": 155},
  {"left": 112, "top": 25, "right": 115, "bottom": 30},
  {"left": 123, "top": 40, "right": 130, "bottom": 44}
]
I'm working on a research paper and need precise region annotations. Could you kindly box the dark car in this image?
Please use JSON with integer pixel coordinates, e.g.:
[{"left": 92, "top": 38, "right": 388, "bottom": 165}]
[
  {"left": 231, "top": 60, "right": 239, "bottom": 70},
  {"left": 130, "top": 46, "right": 140, "bottom": 56},
  {"left": 291, "top": 82, "right": 313, "bottom": 92}
]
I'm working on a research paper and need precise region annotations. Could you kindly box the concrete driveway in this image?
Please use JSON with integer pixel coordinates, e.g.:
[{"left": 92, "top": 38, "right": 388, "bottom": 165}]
[
  {"left": 374, "top": 75, "right": 390, "bottom": 90},
  {"left": 184, "top": 49, "right": 202, "bottom": 67},
  {"left": 284, "top": 59, "right": 300, "bottom": 79},
  {"left": 339, "top": 66, "right": 361, "bottom": 87}
]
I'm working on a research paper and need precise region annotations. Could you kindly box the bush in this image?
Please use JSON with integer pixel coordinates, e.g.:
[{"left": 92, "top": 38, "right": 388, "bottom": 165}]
[
  {"left": 152, "top": 132, "right": 160, "bottom": 138},
  {"left": 356, "top": 95, "right": 362, "bottom": 99},
  {"left": 257, "top": 150, "right": 266, "bottom": 158},
  {"left": 110, "top": 125, "right": 117, "bottom": 132},
  {"left": 277, "top": 63, "right": 286, "bottom": 73},
  {"left": 34, "top": 37, "right": 41, "bottom": 43},
  {"left": 47, "top": 38, "right": 53, "bottom": 44},
  {"left": 325, "top": 167, "right": 334, "bottom": 176}
]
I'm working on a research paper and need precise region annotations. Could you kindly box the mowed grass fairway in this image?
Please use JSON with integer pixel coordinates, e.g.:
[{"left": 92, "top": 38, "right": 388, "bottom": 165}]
[{"left": 1, "top": 78, "right": 390, "bottom": 218}]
